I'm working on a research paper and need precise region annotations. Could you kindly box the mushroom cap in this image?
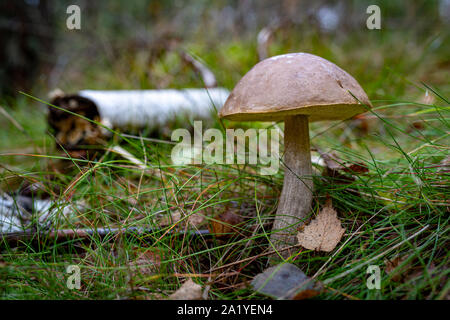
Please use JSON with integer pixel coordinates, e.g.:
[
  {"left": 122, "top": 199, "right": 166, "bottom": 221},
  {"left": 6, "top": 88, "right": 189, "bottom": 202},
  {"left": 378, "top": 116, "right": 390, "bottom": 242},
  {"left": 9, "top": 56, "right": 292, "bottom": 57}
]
[{"left": 219, "top": 53, "right": 371, "bottom": 122}]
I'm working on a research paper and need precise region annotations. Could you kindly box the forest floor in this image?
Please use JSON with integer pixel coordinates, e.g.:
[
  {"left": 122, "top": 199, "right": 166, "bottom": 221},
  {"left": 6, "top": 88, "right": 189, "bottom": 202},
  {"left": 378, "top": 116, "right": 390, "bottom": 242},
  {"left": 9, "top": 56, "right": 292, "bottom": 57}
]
[{"left": 0, "top": 28, "right": 448, "bottom": 300}]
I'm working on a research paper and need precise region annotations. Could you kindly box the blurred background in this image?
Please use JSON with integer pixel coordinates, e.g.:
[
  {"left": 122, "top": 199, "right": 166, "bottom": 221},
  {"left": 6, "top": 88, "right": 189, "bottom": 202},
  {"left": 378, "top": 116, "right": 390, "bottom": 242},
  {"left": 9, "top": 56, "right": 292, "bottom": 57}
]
[
  {"left": 0, "top": 0, "right": 448, "bottom": 155},
  {"left": 1, "top": 0, "right": 448, "bottom": 97},
  {"left": 0, "top": 1, "right": 449, "bottom": 300}
]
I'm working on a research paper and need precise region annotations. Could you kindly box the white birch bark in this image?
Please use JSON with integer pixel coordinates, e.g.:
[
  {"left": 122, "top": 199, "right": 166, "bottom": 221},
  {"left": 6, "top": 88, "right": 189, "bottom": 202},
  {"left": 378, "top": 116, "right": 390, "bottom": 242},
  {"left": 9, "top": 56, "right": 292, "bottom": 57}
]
[{"left": 77, "top": 88, "right": 229, "bottom": 130}]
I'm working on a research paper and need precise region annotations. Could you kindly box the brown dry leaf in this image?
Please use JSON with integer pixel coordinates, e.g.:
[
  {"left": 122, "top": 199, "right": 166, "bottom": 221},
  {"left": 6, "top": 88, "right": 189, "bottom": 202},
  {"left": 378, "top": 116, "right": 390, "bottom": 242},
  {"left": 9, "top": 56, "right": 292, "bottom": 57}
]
[
  {"left": 385, "top": 255, "right": 410, "bottom": 282},
  {"left": 343, "top": 162, "right": 369, "bottom": 174},
  {"left": 210, "top": 210, "right": 244, "bottom": 238},
  {"left": 169, "top": 279, "right": 203, "bottom": 300},
  {"left": 296, "top": 205, "right": 345, "bottom": 252}
]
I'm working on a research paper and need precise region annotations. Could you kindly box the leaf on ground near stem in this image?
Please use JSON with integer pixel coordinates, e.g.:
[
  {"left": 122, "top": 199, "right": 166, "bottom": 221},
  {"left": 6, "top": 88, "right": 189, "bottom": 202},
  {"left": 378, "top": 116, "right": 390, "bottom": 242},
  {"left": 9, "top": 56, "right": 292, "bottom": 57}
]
[
  {"left": 251, "top": 263, "right": 322, "bottom": 300},
  {"left": 169, "top": 279, "right": 203, "bottom": 300},
  {"left": 296, "top": 205, "right": 345, "bottom": 252},
  {"left": 210, "top": 209, "right": 244, "bottom": 238}
]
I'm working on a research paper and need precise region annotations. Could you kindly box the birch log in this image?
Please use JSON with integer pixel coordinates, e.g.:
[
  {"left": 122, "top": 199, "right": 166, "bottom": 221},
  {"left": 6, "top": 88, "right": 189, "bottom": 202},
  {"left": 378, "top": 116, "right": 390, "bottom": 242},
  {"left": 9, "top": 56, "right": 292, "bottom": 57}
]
[
  {"left": 48, "top": 88, "right": 229, "bottom": 149},
  {"left": 78, "top": 88, "right": 228, "bottom": 129}
]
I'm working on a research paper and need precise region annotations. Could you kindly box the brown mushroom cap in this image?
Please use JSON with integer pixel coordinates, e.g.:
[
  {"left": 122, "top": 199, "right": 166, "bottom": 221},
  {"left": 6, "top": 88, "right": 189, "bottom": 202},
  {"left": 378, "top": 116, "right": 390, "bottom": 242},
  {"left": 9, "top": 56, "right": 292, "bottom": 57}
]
[{"left": 219, "top": 53, "right": 371, "bottom": 122}]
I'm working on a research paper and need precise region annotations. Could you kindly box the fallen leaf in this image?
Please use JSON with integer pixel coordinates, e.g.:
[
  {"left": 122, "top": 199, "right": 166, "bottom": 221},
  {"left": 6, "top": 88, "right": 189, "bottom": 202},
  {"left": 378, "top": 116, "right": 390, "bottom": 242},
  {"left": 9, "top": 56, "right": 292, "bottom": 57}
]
[
  {"left": 202, "top": 284, "right": 211, "bottom": 300},
  {"left": 251, "top": 263, "right": 322, "bottom": 300},
  {"left": 169, "top": 279, "right": 203, "bottom": 300},
  {"left": 343, "top": 162, "right": 369, "bottom": 174},
  {"left": 296, "top": 205, "right": 345, "bottom": 252},
  {"left": 210, "top": 210, "right": 244, "bottom": 238},
  {"left": 385, "top": 255, "right": 409, "bottom": 282}
]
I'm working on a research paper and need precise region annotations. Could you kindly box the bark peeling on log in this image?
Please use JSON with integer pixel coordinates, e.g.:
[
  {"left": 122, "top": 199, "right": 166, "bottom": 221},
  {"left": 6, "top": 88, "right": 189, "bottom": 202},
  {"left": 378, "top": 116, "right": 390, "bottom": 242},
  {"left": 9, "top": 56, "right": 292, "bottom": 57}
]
[{"left": 48, "top": 94, "right": 105, "bottom": 150}]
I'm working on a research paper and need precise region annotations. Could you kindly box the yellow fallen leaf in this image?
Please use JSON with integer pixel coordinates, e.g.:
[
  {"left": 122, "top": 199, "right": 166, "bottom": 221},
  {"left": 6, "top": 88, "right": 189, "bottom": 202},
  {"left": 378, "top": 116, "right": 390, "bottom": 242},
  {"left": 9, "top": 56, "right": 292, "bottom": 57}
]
[
  {"left": 169, "top": 279, "right": 203, "bottom": 300},
  {"left": 296, "top": 205, "right": 345, "bottom": 252}
]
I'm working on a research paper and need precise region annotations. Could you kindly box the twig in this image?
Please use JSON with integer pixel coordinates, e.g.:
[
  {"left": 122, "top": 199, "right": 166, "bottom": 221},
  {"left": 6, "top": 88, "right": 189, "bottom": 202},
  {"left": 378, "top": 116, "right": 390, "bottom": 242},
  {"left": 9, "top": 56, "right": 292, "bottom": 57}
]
[
  {"left": 180, "top": 51, "right": 217, "bottom": 88},
  {"left": 257, "top": 20, "right": 282, "bottom": 61},
  {"left": 0, "top": 105, "right": 25, "bottom": 132},
  {"left": 1, "top": 226, "right": 211, "bottom": 247},
  {"left": 109, "top": 145, "right": 148, "bottom": 170}
]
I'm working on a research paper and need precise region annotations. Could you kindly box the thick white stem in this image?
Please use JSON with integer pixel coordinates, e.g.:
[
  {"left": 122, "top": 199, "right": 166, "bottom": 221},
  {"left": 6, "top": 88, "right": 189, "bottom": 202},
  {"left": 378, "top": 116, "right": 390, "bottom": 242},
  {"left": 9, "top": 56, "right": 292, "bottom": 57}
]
[{"left": 271, "top": 115, "right": 313, "bottom": 258}]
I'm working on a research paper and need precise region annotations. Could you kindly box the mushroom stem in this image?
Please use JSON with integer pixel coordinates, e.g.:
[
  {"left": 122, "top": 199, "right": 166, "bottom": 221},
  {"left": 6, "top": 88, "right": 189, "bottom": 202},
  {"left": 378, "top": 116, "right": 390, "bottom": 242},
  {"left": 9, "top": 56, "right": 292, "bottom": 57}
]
[{"left": 271, "top": 115, "right": 313, "bottom": 257}]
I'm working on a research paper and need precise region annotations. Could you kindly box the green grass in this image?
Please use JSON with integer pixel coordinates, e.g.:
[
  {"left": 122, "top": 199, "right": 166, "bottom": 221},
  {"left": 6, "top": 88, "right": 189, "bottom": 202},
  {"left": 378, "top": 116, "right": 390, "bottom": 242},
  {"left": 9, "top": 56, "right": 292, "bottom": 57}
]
[{"left": 0, "top": 26, "right": 449, "bottom": 300}]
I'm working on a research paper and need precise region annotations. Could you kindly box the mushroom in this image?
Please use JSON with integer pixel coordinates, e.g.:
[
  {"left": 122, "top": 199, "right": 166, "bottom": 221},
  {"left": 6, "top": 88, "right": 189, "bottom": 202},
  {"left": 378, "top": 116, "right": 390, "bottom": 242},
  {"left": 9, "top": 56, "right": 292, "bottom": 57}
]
[{"left": 219, "top": 53, "right": 371, "bottom": 257}]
